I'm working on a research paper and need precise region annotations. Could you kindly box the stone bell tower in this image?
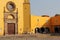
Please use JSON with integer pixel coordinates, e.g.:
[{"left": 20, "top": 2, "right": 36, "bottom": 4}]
[{"left": 23, "top": 0, "right": 31, "bottom": 33}]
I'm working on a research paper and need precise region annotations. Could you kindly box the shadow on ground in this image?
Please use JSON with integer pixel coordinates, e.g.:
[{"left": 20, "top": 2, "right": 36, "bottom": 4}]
[{"left": 50, "top": 33, "right": 60, "bottom": 36}]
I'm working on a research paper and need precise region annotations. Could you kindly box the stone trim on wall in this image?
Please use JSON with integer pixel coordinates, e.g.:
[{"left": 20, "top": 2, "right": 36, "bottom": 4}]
[{"left": 4, "top": 7, "right": 18, "bottom": 35}]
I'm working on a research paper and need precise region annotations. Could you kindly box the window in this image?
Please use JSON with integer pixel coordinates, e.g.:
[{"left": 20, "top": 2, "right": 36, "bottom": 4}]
[
  {"left": 6, "top": 1, "right": 16, "bottom": 11},
  {"left": 7, "top": 14, "right": 15, "bottom": 20},
  {"left": 37, "top": 19, "right": 39, "bottom": 22}
]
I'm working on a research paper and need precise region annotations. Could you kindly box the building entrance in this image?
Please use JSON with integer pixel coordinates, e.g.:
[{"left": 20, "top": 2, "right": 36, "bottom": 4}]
[
  {"left": 8, "top": 23, "right": 15, "bottom": 34},
  {"left": 54, "top": 26, "right": 60, "bottom": 33}
]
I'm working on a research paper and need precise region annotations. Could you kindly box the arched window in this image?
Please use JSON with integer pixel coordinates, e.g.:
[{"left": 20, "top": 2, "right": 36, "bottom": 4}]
[{"left": 7, "top": 14, "right": 15, "bottom": 20}]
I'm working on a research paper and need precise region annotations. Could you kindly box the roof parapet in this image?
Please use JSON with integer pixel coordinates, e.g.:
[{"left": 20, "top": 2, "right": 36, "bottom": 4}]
[{"left": 41, "top": 15, "right": 49, "bottom": 17}]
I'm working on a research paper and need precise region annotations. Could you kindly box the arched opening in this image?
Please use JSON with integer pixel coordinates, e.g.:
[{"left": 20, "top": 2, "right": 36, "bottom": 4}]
[
  {"left": 8, "top": 14, "right": 15, "bottom": 20},
  {"left": 54, "top": 27, "right": 59, "bottom": 33},
  {"left": 35, "top": 28, "right": 40, "bottom": 33},
  {"left": 45, "top": 27, "right": 50, "bottom": 33},
  {"left": 40, "top": 27, "right": 45, "bottom": 33},
  {"left": 40, "top": 27, "right": 50, "bottom": 33},
  {"left": 35, "top": 27, "right": 50, "bottom": 33}
]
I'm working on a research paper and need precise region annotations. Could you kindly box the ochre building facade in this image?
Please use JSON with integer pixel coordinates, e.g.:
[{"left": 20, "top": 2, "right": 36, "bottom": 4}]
[
  {"left": 0, "top": 0, "right": 60, "bottom": 35},
  {"left": 0, "top": 0, "right": 31, "bottom": 35}
]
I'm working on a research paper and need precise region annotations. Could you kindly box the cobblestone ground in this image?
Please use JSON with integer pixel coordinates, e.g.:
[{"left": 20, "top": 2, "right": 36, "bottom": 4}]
[{"left": 0, "top": 34, "right": 60, "bottom": 40}]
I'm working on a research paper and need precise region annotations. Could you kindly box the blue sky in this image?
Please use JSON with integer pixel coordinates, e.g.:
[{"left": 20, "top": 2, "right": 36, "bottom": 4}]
[{"left": 30, "top": 0, "right": 60, "bottom": 16}]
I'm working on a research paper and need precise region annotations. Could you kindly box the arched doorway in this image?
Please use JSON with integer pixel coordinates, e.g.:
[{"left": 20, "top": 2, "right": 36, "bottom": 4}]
[
  {"left": 54, "top": 27, "right": 59, "bottom": 33},
  {"left": 35, "top": 28, "right": 40, "bottom": 33}
]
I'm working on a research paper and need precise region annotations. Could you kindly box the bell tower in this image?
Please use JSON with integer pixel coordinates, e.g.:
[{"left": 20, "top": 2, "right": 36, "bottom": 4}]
[{"left": 23, "top": 0, "right": 31, "bottom": 33}]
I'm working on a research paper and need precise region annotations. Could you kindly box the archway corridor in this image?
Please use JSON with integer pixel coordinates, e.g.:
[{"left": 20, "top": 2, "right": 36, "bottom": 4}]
[{"left": 35, "top": 27, "right": 50, "bottom": 34}]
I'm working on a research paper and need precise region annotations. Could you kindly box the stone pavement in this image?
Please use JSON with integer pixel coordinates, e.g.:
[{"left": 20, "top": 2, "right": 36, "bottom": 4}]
[{"left": 0, "top": 34, "right": 60, "bottom": 40}]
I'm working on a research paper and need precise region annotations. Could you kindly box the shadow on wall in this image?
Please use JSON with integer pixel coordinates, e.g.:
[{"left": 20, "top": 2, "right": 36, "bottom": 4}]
[
  {"left": 35, "top": 15, "right": 52, "bottom": 34},
  {"left": 50, "top": 14, "right": 60, "bottom": 36},
  {"left": 35, "top": 14, "right": 60, "bottom": 36}
]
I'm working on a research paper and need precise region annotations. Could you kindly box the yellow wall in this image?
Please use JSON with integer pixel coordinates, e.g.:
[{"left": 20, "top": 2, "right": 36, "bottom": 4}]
[
  {"left": 0, "top": 0, "right": 52, "bottom": 35},
  {"left": 23, "top": 2, "right": 31, "bottom": 33},
  {"left": 31, "top": 15, "right": 50, "bottom": 33},
  {"left": 0, "top": 0, "right": 23, "bottom": 35},
  {"left": 0, "top": 0, "right": 31, "bottom": 35}
]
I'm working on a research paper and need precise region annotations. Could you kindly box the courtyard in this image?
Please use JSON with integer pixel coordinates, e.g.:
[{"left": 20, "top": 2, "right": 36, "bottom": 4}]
[{"left": 0, "top": 33, "right": 60, "bottom": 40}]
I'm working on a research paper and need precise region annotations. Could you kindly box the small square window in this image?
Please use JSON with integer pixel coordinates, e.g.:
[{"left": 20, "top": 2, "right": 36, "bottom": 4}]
[{"left": 37, "top": 19, "right": 39, "bottom": 22}]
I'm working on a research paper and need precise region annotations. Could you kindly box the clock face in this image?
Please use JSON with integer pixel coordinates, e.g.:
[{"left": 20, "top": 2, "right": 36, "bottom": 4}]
[{"left": 6, "top": 1, "right": 16, "bottom": 11}]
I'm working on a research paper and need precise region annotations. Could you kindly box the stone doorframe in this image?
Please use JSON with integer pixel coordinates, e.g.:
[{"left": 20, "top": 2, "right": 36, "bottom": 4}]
[{"left": 4, "top": 7, "right": 18, "bottom": 35}]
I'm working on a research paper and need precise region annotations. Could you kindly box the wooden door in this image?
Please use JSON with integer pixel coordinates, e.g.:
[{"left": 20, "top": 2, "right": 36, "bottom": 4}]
[{"left": 8, "top": 23, "right": 15, "bottom": 34}]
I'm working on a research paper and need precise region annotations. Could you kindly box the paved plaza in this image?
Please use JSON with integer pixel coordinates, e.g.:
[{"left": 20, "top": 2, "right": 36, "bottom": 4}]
[{"left": 0, "top": 34, "right": 60, "bottom": 40}]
